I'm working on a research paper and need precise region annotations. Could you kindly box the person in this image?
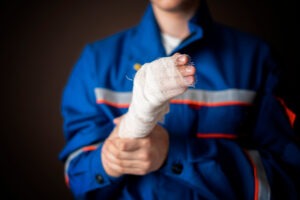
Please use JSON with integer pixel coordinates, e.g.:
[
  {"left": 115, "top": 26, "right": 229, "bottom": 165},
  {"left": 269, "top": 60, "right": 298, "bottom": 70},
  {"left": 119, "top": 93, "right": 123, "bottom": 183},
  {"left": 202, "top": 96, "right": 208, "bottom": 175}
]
[{"left": 58, "top": 0, "right": 300, "bottom": 199}]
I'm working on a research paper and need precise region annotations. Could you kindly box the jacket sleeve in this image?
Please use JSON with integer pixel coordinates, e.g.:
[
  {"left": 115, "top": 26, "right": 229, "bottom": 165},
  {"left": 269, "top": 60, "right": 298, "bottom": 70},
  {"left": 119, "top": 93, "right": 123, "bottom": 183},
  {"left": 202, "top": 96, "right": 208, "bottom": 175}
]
[
  {"left": 58, "top": 45, "right": 124, "bottom": 199},
  {"left": 159, "top": 44, "right": 300, "bottom": 200},
  {"left": 247, "top": 46, "right": 300, "bottom": 199}
]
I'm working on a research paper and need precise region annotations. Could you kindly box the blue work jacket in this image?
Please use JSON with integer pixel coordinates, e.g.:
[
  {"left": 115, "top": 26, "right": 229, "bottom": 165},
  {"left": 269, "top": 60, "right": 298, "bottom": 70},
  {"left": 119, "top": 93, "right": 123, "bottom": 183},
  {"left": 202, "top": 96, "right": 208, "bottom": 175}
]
[{"left": 59, "top": 1, "right": 299, "bottom": 200}]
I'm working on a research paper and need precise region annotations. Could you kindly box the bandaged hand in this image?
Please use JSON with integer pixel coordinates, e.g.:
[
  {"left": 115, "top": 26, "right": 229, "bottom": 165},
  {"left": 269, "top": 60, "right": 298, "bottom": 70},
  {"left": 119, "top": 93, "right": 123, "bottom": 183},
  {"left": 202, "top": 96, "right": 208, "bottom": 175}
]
[{"left": 119, "top": 53, "right": 196, "bottom": 138}]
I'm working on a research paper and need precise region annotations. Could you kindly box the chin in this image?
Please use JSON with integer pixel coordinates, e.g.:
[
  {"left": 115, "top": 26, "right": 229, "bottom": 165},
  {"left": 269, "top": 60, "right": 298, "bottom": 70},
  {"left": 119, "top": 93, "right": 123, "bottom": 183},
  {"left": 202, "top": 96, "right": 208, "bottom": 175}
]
[{"left": 151, "top": 0, "right": 197, "bottom": 12}]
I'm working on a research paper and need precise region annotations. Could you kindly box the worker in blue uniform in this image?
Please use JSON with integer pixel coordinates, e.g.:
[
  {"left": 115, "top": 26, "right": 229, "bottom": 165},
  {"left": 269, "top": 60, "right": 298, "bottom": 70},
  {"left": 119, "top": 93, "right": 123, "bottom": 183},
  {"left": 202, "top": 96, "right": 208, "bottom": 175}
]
[{"left": 59, "top": 0, "right": 300, "bottom": 199}]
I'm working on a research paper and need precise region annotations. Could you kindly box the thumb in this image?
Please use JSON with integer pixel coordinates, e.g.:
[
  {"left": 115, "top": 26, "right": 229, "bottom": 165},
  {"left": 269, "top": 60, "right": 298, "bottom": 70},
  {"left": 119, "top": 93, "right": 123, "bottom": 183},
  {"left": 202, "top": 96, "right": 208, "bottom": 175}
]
[{"left": 113, "top": 115, "right": 124, "bottom": 125}]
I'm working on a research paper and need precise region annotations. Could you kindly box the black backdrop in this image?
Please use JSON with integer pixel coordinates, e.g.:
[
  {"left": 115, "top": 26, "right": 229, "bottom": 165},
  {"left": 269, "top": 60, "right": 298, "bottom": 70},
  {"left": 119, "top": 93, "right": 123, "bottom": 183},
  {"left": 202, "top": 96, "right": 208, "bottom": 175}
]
[{"left": 1, "top": 0, "right": 298, "bottom": 199}]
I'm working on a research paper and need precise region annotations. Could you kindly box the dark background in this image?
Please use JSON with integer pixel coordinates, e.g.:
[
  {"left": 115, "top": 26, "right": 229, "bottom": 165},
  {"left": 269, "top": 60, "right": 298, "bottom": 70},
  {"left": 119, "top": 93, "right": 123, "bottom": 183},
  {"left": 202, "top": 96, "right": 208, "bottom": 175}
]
[{"left": 1, "top": 0, "right": 298, "bottom": 199}]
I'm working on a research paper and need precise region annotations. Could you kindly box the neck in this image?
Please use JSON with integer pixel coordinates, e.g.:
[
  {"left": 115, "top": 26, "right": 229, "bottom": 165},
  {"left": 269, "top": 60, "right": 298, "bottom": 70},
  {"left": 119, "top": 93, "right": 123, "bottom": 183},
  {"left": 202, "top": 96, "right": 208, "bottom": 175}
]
[{"left": 152, "top": 1, "right": 199, "bottom": 39}]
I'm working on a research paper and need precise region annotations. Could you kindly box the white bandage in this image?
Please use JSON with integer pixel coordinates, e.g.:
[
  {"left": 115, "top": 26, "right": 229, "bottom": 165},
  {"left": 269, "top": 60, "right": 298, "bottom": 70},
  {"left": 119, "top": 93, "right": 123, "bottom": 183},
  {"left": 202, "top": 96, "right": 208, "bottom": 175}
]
[{"left": 118, "top": 55, "right": 190, "bottom": 138}]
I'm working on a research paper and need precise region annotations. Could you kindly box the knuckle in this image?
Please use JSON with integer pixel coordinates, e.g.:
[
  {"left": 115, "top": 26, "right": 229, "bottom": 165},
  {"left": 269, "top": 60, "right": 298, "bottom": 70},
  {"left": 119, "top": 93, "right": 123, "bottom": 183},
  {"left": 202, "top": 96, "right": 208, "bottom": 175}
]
[
  {"left": 106, "top": 140, "right": 115, "bottom": 152},
  {"left": 142, "top": 139, "right": 151, "bottom": 147},
  {"left": 144, "top": 161, "right": 152, "bottom": 171},
  {"left": 115, "top": 151, "right": 122, "bottom": 159},
  {"left": 140, "top": 151, "right": 151, "bottom": 161},
  {"left": 114, "top": 157, "right": 122, "bottom": 166},
  {"left": 118, "top": 141, "right": 127, "bottom": 151},
  {"left": 114, "top": 164, "right": 124, "bottom": 174}
]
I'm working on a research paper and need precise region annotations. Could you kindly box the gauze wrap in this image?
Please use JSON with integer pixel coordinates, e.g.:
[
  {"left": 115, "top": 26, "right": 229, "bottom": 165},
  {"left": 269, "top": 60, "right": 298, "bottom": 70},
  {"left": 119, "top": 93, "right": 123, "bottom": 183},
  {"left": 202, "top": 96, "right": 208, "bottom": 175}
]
[{"left": 118, "top": 55, "right": 189, "bottom": 138}]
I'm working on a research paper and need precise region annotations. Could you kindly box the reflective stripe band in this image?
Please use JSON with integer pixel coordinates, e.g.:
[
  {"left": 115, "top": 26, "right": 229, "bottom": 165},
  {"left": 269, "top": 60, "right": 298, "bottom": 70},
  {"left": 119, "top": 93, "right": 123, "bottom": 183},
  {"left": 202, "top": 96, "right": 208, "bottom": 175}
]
[
  {"left": 172, "top": 89, "right": 255, "bottom": 106},
  {"left": 95, "top": 88, "right": 131, "bottom": 108},
  {"left": 64, "top": 143, "right": 101, "bottom": 186},
  {"left": 196, "top": 133, "right": 238, "bottom": 139},
  {"left": 246, "top": 150, "right": 271, "bottom": 200},
  {"left": 95, "top": 88, "right": 256, "bottom": 107},
  {"left": 277, "top": 97, "right": 296, "bottom": 127}
]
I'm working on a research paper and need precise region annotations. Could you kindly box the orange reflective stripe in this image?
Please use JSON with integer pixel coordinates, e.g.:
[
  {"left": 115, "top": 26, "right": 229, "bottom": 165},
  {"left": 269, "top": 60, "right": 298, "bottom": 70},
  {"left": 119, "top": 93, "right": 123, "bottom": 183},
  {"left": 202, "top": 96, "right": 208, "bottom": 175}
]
[
  {"left": 95, "top": 88, "right": 256, "bottom": 108},
  {"left": 64, "top": 143, "right": 101, "bottom": 188},
  {"left": 252, "top": 158, "right": 259, "bottom": 200},
  {"left": 244, "top": 150, "right": 259, "bottom": 200},
  {"left": 277, "top": 97, "right": 296, "bottom": 127},
  {"left": 82, "top": 145, "right": 98, "bottom": 152},
  {"left": 65, "top": 174, "right": 70, "bottom": 188},
  {"left": 96, "top": 99, "right": 130, "bottom": 108},
  {"left": 245, "top": 150, "right": 271, "bottom": 200},
  {"left": 95, "top": 88, "right": 131, "bottom": 107},
  {"left": 196, "top": 133, "right": 238, "bottom": 139}
]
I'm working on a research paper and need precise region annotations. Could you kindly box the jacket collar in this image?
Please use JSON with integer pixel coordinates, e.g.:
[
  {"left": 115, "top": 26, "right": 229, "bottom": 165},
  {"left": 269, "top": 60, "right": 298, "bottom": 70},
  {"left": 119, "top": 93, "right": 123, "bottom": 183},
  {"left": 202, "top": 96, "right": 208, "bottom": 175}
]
[{"left": 129, "top": 0, "right": 213, "bottom": 64}]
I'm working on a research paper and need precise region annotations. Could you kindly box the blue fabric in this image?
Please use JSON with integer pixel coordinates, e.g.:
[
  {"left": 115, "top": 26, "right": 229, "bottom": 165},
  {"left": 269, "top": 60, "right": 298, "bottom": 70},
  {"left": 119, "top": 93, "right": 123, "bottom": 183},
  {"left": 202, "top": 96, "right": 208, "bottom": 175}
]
[{"left": 59, "top": 2, "right": 299, "bottom": 200}]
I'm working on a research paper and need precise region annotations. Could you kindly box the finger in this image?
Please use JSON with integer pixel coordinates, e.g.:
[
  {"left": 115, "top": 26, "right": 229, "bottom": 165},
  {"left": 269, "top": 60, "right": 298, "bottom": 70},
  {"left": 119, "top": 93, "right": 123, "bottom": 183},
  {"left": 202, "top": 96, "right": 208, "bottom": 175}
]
[
  {"left": 183, "top": 75, "right": 195, "bottom": 85},
  {"left": 105, "top": 157, "right": 152, "bottom": 175},
  {"left": 103, "top": 147, "right": 151, "bottom": 172},
  {"left": 105, "top": 160, "right": 149, "bottom": 176},
  {"left": 177, "top": 65, "right": 196, "bottom": 77},
  {"left": 175, "top": 54, "right": 190, "bottom": 65},
  {"left": 116, "top": 159, "right": 150, "bottom": 169},
  {"left": 105, "top": 139, "right": 144, "bottom": 160},
  {"left": 102, "top": 152, "right": 124, "bottom": 175},
  {"left": 114, "top": 138, "right": 144, "bottom": 152},
  {"left": 102, "top": 149, "right": 123, "bottom": 177}
]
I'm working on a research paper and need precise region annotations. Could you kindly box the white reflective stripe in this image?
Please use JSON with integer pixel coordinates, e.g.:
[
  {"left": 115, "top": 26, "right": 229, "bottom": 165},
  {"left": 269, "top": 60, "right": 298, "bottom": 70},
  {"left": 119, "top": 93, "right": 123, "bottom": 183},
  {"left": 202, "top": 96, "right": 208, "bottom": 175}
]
[
  {"left": 64, "top": 143, "right": 101, "bottom": 176},
  {"left": 95, "top": 88, "right": 132, "bottom": 105},
  {"left": 95, "top": 88, "right": 256, "bottom": 105},
  {"left": 247, "top": 150, "right": 271, "bottom": 200},
  {"left": 174, "top": 89, "right": 256, "bottom": 104},
  {"left": 64, "top": 148, "right": 83, "bottom": 175}
]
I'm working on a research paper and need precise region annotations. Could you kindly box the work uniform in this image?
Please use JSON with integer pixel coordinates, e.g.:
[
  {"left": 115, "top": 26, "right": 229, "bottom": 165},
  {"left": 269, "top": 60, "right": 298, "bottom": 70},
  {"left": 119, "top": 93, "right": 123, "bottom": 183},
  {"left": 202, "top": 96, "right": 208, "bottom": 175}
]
[{"left": 59, "top": 1, "right": 299, "bottom": 199}]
